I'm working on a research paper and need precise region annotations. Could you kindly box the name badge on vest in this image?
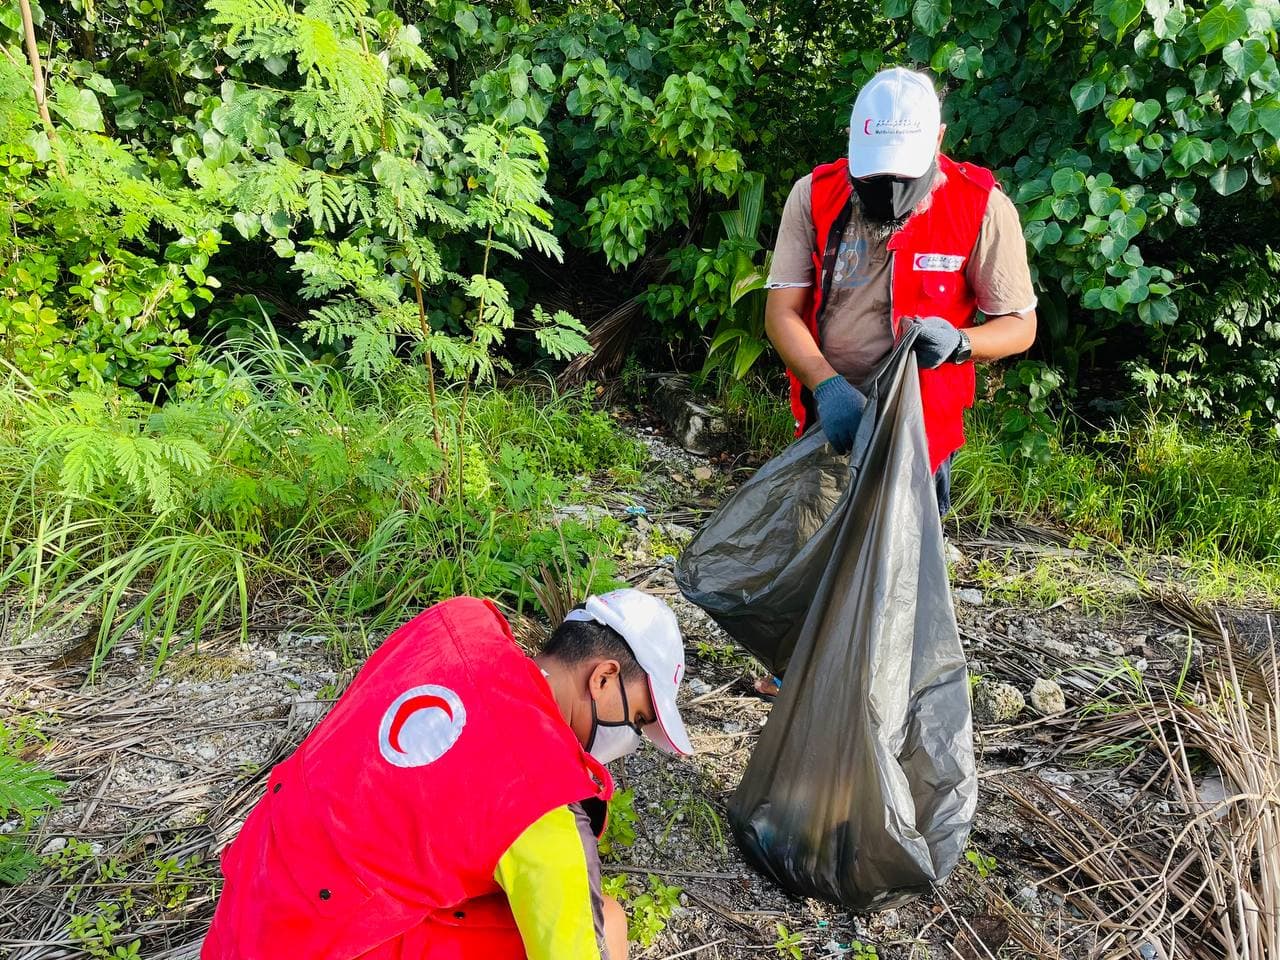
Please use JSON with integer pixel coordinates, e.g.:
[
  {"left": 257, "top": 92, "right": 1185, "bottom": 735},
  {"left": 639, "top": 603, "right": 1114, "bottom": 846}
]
[{"left": 913, "top": 253, "right": 965, "bottom": 272}]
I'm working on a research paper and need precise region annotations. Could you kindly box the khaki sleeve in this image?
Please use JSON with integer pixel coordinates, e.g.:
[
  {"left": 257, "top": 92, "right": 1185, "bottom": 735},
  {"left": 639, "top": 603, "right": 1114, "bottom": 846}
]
[
  {"left": 966, "top": 189, "right": 1038, "bottom": 316},
  {"left": 766, "top": 174, "right": 816, "bottom": 288}
]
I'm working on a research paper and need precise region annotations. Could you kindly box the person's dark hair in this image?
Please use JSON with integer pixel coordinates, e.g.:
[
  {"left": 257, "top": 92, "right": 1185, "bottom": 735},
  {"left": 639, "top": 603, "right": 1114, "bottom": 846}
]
[{"left": 543, "top": 615, "right": 645, "bottom": 683}]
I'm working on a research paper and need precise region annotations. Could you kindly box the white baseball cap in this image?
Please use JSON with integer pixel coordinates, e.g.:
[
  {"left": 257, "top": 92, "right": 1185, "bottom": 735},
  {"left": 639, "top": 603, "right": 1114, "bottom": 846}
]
[
  {"left": 564, "top": 589, "right": 694, "bottom": 756},
  {"left": 848, "top": 67, "right": 941, "bottom": 180}
]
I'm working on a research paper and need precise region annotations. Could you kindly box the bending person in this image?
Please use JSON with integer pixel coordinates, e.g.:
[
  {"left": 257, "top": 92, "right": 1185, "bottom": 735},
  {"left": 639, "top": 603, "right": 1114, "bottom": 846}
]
[{"left": 203, "top": 589, "right": 694, "bottom": 960}]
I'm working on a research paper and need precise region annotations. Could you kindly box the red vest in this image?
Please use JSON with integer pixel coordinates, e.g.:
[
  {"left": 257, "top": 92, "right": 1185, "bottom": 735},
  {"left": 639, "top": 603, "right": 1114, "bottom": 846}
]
[
  {"left": 203, "top": 597, "right": 612, "bottom": 960},
  {"left": 789, "top": 153, "right": 996, "bottom": 472}
]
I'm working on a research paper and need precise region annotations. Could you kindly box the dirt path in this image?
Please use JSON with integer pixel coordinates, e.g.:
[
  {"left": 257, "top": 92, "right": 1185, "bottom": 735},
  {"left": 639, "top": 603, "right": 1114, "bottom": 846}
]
[{"left": 0, "top": 420, "right": 1257, "bottom": 960}]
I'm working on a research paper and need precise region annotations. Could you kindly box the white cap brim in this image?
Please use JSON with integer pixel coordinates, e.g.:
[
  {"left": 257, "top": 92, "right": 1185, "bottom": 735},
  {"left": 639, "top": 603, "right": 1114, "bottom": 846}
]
[
  {"left": 643, "top": 675, "right": 693, "bottom": 756},
  {"left": 848, "top": 147, "right": 935, "bottom": 180}
]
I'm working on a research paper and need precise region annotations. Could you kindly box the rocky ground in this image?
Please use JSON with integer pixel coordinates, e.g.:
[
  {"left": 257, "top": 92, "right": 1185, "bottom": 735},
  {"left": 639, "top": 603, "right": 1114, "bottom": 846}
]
[{"left": 0, "top": 412, "right": 1266, "bottom": 960}]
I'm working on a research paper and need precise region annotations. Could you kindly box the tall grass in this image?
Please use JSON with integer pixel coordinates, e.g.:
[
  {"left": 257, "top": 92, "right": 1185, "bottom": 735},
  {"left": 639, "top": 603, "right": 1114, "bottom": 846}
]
[
  {"left": 711, "top": 372, "right": 1280, "bottom": 599},
  {"left": 954, "top": 411, "right": 1280, "bottom": 570},
  {"left": 0, "top": 326, "right": 646, "bottom": 672}
]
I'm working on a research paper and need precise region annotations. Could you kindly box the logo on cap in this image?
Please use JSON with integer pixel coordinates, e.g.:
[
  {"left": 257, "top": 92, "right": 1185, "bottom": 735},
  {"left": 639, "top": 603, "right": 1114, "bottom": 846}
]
[
  {"left": 378, "top": 684, "right": 466, "bottom": 768},
  {"left": 864, "top": 118, "right": 924, "bottom": 136}
]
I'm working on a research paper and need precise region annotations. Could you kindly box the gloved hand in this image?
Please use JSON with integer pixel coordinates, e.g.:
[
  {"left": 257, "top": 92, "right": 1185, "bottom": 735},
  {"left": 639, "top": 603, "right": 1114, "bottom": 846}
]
[
  {"left": 911, "top": 316, "right": 963, "bottom": 369},
  {"left": 814, "top": 375, "right": 866, "bottom": 454}
]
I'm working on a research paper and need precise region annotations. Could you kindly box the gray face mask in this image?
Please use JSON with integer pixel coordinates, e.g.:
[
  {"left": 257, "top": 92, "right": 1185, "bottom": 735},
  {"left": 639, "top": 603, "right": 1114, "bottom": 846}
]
[{"left": 852, "top": 160, "right": 938, "bottom": 224}]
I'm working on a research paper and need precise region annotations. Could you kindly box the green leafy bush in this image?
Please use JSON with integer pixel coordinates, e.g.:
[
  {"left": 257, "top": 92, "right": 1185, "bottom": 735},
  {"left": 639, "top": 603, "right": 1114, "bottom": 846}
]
[
  {"left": 901, "top": 0, "right": 1280, "bottom": 418},
  {"left": 186, "top": 0, "right": 590, "bottom": 382},
  {"left": 0, "top": 323, "right": 646, "bottom": 672},
  {"left": 0, "top": 55, "right": 221, "bottom": 392}
]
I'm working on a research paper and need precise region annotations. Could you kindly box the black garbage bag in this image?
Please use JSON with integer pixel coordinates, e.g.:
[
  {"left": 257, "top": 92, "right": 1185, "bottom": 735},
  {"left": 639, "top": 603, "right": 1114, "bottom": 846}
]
[{"left": 675, "top": 332, "right": 975, "bottom": 909}]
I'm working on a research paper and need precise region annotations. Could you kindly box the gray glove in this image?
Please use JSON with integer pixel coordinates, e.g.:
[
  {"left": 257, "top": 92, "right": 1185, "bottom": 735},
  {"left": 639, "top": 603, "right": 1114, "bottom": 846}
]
[
  {"left": 912, "top": 317, "right": 963, "bottom": 369},
  {"left": 814, "top": 375, "right": 866, "bottom": 454}
]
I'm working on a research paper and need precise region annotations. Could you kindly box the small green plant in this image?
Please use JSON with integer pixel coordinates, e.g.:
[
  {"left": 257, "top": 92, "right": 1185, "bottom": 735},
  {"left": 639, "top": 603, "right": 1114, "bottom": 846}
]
[
  {"left": 645, "top": 527, "right": 683, "bottom": 561},
  {"left": 601, "top": 873, "right": 629, "bottom": 900},
  {"left": 774, "top": 922, "right": 805, "bottom": 959},
  {"left": 629, "top": 875, "right": 682, "bottom": 947},
  {"left": 693, "top": 638, "right": 749, "bottom": 670},
  {"left": 850, "top": 939, "right": 880, "bottom": 960},
  {"left": 0, "top": 726, "right": 64, "bottom": 884},
  {"left": 658, "top": 786, "right": 726, "bottom": 853},
  {"left": 965, "top": 847, "right": 998, "bottom": 880},
  {"left": 68, "top": 900, "right": 138, "bottom": 960},
  {"left": 151, "top": 853, "right": 201, "bottom": 909},
  {"left": 598, "top": 789, "right": 639, "bottom": 859},
  {"left": 43, "top": 838, "right": 99, "bottom": 880},
  {"left": 968, "top": 672, "right": 984, "bottom": 698}
]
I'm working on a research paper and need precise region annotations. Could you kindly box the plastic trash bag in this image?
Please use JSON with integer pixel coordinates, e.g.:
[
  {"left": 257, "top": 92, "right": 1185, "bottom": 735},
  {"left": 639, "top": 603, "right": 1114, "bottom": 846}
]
[{"left": 675, "top": 332, "right": 975, "bottom": 909}]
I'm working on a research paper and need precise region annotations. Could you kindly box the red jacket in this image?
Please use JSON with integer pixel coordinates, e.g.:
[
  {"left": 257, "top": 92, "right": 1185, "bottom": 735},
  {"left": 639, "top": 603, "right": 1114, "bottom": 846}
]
[
  {"left": 203, "top": 597, "right": 612, "bottom": 960},
  {"left": 790, "top": 153, "right": 996, "bottom": 472}
]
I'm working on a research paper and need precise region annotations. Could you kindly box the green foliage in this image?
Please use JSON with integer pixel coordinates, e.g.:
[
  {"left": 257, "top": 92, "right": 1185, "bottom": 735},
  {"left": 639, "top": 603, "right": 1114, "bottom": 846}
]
[
  {"left": 0, "top": 55, "right": 221, "bottom": 392},
  {"left": 904, "top": 0, "right": 1280, "bottom": 418},
  {"left": 598, "top": 788, "right": 639, "bottom": 859},
  {"left": 69, "top": 900, "right": 138, "bottom": 959},
  {"left": 716, "top": 373, "right": 799, "bottom": 457},
  {"left": 1129, "top": 244, "right": 1280, "bottom": 425},
  {"left": 0, "top": 721, "right": 64, "bottom": 886},
  {"left": 774, "top": 922, "right": 805, "bottom": 959},
  {"left": 991, "top": 360, "right": 1065, "bottom": 464},
  {"left": 954, "top": 410, "right": 1280, "bottom": 569},
  {"left": 964, "top": 846, "right": 997, "bottom": 879},
  {"left": 192, "top": 0, "right": 590, "bottom": 382},
  {"left": 601, "top": 873, "right": 629, "bottom": 900},
  {"left": 644, "top": 172, "right": 776, "bottom": 379},
  {"left": 628, "top": 874, "right": 682, "bottom": 947},
  {"left": 0, "top": 322, "right": 644, "bottom": 673}
]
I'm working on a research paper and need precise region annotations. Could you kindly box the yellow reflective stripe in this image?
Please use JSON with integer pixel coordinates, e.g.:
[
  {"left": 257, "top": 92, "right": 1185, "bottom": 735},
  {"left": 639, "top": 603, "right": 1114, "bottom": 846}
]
[{"left": 494, "top": 806, "right": 603, "bottom": 960}]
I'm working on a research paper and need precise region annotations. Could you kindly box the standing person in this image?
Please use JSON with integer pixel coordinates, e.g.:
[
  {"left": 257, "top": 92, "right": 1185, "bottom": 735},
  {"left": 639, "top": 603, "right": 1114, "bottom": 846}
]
[
  {"left": 756, "top": 66, "right": 1037, "bottom": 696},
  {"left": 203, "top": 589, "right": 694, "bottom": 960}
]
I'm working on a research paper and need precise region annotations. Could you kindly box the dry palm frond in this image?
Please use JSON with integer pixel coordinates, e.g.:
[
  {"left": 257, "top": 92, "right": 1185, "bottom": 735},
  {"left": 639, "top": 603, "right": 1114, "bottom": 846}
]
[
  {"left": 519, "top": 560, "right": 578, "bottom": 646},
  {"left": 560, "top": 294, "right": 647, "bottom": 386},
  {"left": 998, "top": 617, "right": 1280, "bottom": 960}
]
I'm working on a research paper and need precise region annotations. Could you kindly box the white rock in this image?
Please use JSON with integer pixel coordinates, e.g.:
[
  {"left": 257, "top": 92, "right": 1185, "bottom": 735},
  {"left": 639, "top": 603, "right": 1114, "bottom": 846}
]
[
  {"left": 1029, "top": 678, "right": 1067, "bottom": 715},
  {"left": 955, "top": 588, "right": 985, "bottom": 606},
  {"left": 41, "top": 837, "right": 67, "bottom": 855},
  {"left": 1038, "top": 769, "right": 1076, "bottom": 790}
]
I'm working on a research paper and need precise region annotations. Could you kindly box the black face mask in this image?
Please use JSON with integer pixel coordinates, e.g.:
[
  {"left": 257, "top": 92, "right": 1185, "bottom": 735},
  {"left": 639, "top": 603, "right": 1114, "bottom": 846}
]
[{"left": 851, "top": 160, "right": 938, "bottom": 223}]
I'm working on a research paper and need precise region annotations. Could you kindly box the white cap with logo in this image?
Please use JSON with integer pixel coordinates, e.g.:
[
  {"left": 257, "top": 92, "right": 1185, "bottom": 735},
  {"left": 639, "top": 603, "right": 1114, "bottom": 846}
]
[
  {"left": 848, "top": 67, "right": 942, "bottom": 180},
  {"left": 564, "top": 589, "right": 694, "bottom": 756}
]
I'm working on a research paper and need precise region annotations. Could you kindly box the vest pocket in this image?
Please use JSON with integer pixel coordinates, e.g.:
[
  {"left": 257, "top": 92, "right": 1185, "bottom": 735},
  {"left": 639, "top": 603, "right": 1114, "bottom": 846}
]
[{"left": 918, "top": 269, "right": 960, "bottom": 304}]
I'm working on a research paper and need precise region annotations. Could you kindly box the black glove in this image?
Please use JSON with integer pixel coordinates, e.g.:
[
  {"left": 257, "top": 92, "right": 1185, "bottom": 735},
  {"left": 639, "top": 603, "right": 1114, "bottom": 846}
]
[
  {"left": 814, "top": 375, "right": 866, "bottom": 454},
  {"left": 912, "top": 317, "right": 963, "bottom": 369}
]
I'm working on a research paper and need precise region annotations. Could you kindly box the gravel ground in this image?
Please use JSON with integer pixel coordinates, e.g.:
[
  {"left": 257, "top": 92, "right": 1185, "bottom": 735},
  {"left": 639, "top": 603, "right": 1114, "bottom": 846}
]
[{"left": 0, "top": 415, "right": 1259, "bottom": 960}]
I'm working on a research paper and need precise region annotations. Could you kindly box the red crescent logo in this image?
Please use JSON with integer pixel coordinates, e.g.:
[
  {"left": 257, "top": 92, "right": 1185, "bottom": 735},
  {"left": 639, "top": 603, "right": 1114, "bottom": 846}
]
[
  {"left": 864, "top": 119, "right": 874, "bottom": 135},
  {"left": 378, "top": 684, "right": 466, "bottom": 768},
  {"left": 388, "top": 694, "right": 454, "bottom": 753}
]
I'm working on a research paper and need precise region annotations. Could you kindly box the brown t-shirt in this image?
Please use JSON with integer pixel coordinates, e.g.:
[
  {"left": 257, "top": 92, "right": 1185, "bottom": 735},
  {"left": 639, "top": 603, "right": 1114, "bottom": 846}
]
[{"left": 767, "top": 172, "right": 1037, "bottom": 385}]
